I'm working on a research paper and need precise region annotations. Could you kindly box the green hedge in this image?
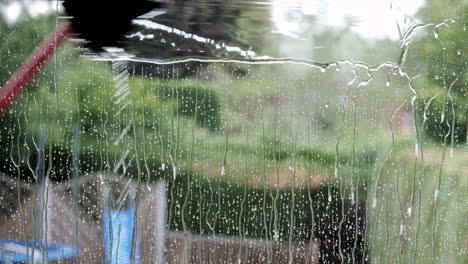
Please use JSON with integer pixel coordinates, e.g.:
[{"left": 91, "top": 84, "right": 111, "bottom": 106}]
[
  {"left": 158, "top": 85, "right": 222, "bottom": 132},
  {"left": 167, "top": 172, "right": 367, "bottom": 263}
]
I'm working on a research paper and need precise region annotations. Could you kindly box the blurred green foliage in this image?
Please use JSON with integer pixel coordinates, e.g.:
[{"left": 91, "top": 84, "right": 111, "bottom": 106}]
[
  {"left": 0, "top": 15, "right": 58, "bottom": 86},
  {"left": 411, "top": 1, "right": 467, "bottom": 143},
  {"left": 158, "top": 85, "right": 222, "bottom": 132},
  {"left": 0, "top": 57, "right": 224, "bottom": 181}
]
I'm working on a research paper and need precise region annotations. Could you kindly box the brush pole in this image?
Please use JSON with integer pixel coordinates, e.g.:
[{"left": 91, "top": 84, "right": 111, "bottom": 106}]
[{"left": 0, "top": 22, "right": 73, "bottom": 116}]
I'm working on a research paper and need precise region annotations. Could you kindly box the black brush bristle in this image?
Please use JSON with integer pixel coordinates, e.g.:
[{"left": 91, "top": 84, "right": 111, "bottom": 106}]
[{"left": 63, "top": 0, "right": 163, "bottom": 51}]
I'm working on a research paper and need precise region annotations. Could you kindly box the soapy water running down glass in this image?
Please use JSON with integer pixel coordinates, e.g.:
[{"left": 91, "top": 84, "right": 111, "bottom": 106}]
[{"left": 0, "top": 0, "right": 466, "bottom": 263}]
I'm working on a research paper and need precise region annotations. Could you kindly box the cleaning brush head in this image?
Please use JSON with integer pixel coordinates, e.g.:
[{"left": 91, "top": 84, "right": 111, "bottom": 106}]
[{"left": 63, "top": 0, "right": 164, "bottom": 51}]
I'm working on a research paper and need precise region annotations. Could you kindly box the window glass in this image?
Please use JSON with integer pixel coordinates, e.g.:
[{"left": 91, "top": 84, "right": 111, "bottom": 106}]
[{"left": 0, "top": 1, "right": 466, "bottom": 263}]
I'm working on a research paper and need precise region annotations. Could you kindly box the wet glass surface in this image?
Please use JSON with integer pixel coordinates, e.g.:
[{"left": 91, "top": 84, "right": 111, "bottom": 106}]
[{"left": 0, "top": 0, "right": 466, "bottom": 263}]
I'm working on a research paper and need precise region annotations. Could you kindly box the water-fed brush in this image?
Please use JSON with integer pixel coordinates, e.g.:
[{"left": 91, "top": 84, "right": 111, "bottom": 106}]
[{"left": 0, "top": 0, "right": 164, "bottom": 115}]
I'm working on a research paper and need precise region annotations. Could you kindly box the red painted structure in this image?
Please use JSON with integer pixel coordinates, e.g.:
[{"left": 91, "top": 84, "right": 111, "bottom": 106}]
[{"left": 0, "top": 22, "right": 73, "bottom": 116}]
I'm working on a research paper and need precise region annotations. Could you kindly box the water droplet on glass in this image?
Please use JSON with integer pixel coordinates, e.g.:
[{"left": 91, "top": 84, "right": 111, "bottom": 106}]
[{"left": 273, "top": 230, "right": 279, "bottom": 241}]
